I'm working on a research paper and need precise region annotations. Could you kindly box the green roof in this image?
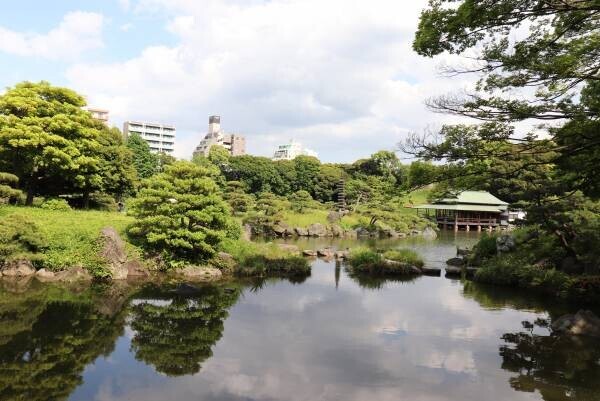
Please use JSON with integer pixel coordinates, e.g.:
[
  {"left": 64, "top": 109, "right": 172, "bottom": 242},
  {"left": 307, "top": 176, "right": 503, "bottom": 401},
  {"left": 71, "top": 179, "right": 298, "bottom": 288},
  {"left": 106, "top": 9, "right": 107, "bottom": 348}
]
[
  {"left": 438, "top": 191, "right": 508, "bottom": 206},
  {"left": 414, "top": 204, "right": 505, "bottom": 213}
]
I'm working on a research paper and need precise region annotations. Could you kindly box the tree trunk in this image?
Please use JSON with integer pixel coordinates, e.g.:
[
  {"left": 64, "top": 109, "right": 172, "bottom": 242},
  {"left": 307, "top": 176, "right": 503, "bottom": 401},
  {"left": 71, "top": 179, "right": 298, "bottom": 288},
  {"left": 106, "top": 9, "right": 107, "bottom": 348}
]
[{"left": 82, "top": 191, "right": 90, "bottom": 209}]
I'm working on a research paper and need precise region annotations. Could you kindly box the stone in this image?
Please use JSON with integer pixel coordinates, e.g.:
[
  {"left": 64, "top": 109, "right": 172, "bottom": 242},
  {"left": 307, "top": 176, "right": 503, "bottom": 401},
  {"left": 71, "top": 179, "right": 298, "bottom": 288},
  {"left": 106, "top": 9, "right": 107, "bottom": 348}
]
[
  {"left": 496, "top": 234, "right": 516, "bottom": 253},
  {"left": 302, "top": 250, "right": 317, "bottom": 257},
  {"left": 551, "top": 310, "right": 600, "bottom": 337},
  {"left": 457, "top": 247, "right": 471, "bottom": 256},
  {"left": 335, "top": 250, "right": 350, "bottom": 259},
  {"left": 330, "top": 225, "right": 344, "bottom": 237},
  {"left": 327, "top": 211, "right": 343, "bottom": 223},
  {"left": 99, "top": 227, "right": 129, "bottom": 280},
  {"left": 384, "top": 259, "right": 422, "bottom": 275},
  {"left": 445, "top": 266, "right": 462, "bottom": 277},
  {"left": 1, "top": 260, "right": 35, "bottom": 277},
  {"left": 180, "top": 265, "right": 222, "bottom": 281},
  {"left": 35, "top": 268, "right": 57, "bottom": 281},
  {"left": 317, "top": 248, "right": 334, "bottom": 257},
  {"left": 356, "top": 227, "right": 371, "bottom": 237},
  {"left": 344, "top": 229, "right": 358, "bottom": 239},
  {"left": 55, "top": 266, "right": 93, "bottom": 283},
  {"left": 272, "top": 223, "right": 290, "bottom": 237},
  {"left": 125, "top": 260, "right": 150, "bottom": 277},
  {"left": 294, "top": 227, "right": 309, "bottom": 236},
  {"left": 422, "top": 226, "right": 438, "bottom": 240},
  {"left": 307, "top": 223, "right": 327, "bottom": 237},
  {"left": 446, "top": 257, "right": 465, "bottom": 267},
  {"left": 277, "top": 243, "right": 300, "bottom": 254}
]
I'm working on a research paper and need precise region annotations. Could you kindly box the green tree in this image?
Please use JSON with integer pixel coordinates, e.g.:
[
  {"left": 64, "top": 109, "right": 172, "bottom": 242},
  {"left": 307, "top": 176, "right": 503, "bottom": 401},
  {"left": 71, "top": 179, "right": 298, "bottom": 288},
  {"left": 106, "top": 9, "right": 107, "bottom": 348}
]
[
  {"left": 225, "top": 155, "right": 285, "bottom": 194},
  {"left": 289, "top": 190, "right": 313, "bottom": 213},
  {"left": 292, "top": 155, "right": 320, "bottom": 193},
  {"left": 224, "top": 181, "right": 254, "bottom": 215},
  {"left": 314, "top": 164, "right": 344, "bottom": 203},
  {"left": 126, "top": 133, "right": 159, "bottom": 179},
  {"left": 0, "top": 172, "right": 22, "bottom": 203},
  {"left": 207, "top": 145, "right": 231, "bottom": 171},
  {"left": 127, "top": 161, "right": 233, "bottom": 268}
]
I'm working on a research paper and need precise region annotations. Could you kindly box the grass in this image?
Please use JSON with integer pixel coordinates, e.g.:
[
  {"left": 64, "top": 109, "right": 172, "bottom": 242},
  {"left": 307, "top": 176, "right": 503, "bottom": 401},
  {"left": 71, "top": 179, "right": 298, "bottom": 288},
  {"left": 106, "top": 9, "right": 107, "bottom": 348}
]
[
  {"left": 0, "top": 205, "right": 136, "bottom": 276},
  {"left": 347, "top": 246, "right": 423, "bottom": 276},
  {"left": 383, "top": 249, "right": 424, "bottom": 268},
  {"left": 279, "top": 208, "right": 361, "bottom": 230},
  {"left": 397, "top": 188, "right": 432, "bottom": 216}
]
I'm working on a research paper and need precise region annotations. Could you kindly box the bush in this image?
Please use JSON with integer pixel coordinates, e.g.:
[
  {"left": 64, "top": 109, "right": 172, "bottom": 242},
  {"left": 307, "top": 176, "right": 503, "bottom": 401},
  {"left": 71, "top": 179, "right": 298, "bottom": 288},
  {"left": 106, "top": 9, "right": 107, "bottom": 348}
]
[
  {"left": 0, "top": 214, "right": 48, "bottom": 264},
  {"left": 127, "top": 161, "right": 234, "bottom": 269},
  {"left": 383, "top": 249, "right": 424, "bottom": 268},
  {"left": 468, "top": 234, "right": 497, "bottom": 265},
  {"left": 40, "top": 198, "right": 72, "bottom": 211},
  {"left": 348, "top": 247, "right": 383, "bottom": 269}
]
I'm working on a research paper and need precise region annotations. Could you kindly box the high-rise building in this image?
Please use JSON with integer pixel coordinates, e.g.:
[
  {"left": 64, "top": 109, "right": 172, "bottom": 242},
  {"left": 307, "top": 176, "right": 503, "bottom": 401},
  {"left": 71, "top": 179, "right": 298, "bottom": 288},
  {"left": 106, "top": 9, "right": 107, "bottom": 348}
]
[
  {"left": 123, "top": 121, "right": 176, "bottom": 154},
  {"left": 272, "top": 140, "right": 318, "bottom": 161},
  {"left": 193, "top": 116, "right": 246, "bottom": 157},
  {"left": 87, "top": 107, "right": 109, "bottom": 124}
]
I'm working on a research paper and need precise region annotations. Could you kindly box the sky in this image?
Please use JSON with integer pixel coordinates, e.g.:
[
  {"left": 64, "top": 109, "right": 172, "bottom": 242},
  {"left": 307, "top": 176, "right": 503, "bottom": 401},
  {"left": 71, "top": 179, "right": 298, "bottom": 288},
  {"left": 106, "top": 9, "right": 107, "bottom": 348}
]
[{"left": 0, "top": 0, "right": 475, "bottom": 162}]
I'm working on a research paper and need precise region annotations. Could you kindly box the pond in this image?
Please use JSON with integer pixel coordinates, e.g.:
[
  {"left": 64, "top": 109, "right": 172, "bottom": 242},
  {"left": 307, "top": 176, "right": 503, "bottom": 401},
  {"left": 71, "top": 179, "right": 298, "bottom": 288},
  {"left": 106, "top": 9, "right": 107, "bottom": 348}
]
[{"left": 1, "top": 233, "right": 599, "bottom": 401}]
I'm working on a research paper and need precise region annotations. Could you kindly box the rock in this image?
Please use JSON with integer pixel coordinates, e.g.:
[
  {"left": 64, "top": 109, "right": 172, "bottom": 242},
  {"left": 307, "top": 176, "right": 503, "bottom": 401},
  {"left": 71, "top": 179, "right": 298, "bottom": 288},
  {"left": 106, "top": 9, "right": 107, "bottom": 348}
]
[
  {"left": 317, "top": 248, "right": 334, "bottom": 257},
  {"left": 384, "top": 259, "right": 422, "bottom": 275},
  {"left": 344, "top": 229, "right": 358, "bottom": 239},
  {"left": 125, "top": 260, "right": 150, "bottom": 278},
  {"left": 307, "top": 223, "right": 327, "bottom": 237},
  {"left": 1, "top": 260, "right": 35, "bottom": 277},
  {"left": 421, "top": 266, "right": 441, "bottom": 276},
  {"left": 99, "top": 227, "right": 129, "bottom": 280},
  {"left": 327, "top": 211, "right": 343, "bottom": 223},
  {"left": 446, "top": 257, "right": 465, "bottom": 267},
  {"left": 302, "top": 250, "right": 317, "bottom": 257},
  {"left": 35, "top": 268, "right": 57, "bottom": 281},
  {"left": 457, "top": 247, "right": 471, "bottom": 256},
  {"left": 335, "top": 250, "right": 350, "bottom": 259},
  {"left": 277, "top": 243, "right": 300, "bottom": 254},
  {"left": 422, "top": 226, "right": 438, "bottom": 240},
  {"left": 55, "top": 266, "right": 93, "bottom": 283},
  {"left": 445, "top": 266, "right": 462, "bottom": 277},
  {"left": 294, "top": 227, "right": 309, "bottom": 236},
  {"left": 356, "top": 227, "right": 371, "bottom": 237},
  {"left": 272, "top": 223, "right": 290, "bottom": 237},
  {"left": 496, "top": 234, "right": 516, "bottom": 253},
  {"left": 330, "top": 225, "right": 344, "bottom": 237},
  {"left": 551, "top": 310, "right": 600, "bottom": 337},
  {"left": 180, "top": 266, "right": 222, "bottom": 281},
  {"left": 242, "top": 224, "right": 253, "bottom": 241}
]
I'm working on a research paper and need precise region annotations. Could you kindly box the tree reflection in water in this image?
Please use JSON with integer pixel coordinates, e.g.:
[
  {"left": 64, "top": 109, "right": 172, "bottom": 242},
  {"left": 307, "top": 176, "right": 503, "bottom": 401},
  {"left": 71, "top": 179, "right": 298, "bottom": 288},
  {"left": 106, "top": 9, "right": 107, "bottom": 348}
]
[
  {"left": 129, "top": 285, "right": 241, "bottom": 376},
  {"left": 500, "top": 319, "right": 600, "bottom": 401}
]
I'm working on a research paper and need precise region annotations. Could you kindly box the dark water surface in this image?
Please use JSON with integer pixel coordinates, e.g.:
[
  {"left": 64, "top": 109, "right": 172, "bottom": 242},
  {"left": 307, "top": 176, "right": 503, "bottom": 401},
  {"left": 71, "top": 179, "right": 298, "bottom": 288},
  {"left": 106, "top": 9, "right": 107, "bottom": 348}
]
[{"left": 1, "top": 233, "right": 599, "bottom": 401}]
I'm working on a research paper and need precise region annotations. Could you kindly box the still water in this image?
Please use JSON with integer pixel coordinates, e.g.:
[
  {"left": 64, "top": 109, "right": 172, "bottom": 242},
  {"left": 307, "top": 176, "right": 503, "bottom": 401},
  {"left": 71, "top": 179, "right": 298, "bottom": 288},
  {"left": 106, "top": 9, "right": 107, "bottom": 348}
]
[{"left": 1, "top": 233, "right": 599, "bottom": 401}]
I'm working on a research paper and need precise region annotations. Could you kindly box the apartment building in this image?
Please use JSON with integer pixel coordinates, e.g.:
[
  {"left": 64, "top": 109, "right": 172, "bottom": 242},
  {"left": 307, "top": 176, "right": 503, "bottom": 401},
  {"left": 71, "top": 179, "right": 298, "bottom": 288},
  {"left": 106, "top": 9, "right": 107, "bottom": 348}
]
[
  {"left": 193, "top": 116, "right": 246, "bottom": 157},
  {"left": 123, "top": 121, "right": 176, "bottom": 154},
  {"left": 87, "top": 107, "right": 109, "bottom": 125},
  {"left": 273, "top": 140, "right": 318, "bottom": 161}
]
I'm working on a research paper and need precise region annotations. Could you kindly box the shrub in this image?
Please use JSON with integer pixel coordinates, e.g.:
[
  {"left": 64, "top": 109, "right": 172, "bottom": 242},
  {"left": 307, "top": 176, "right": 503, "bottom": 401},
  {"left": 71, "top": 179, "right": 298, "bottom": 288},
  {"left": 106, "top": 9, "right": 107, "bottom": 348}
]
[
  {"left": 127, "top": 161, "right": 234, "bottom": 269},
  {"left": 348, "top": 247, "right": 383, "bottom": 269},
  {"left": 383, "top": 249, "right": 424, "bottom": 268},
  {"left": 40, "top": 198, "right": 72, "bottom": 211},
  {"left": 0, "top": 214, "right": 48, "bottom": 264},
  {"left": 468, "top": 234, "right": 497, "bottom": 265}
]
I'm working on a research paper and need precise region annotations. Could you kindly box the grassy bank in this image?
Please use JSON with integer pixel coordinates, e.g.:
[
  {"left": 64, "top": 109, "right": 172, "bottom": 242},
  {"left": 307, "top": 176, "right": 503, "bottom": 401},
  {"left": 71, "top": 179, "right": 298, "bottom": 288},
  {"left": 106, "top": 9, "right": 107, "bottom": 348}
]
[{"left": 347, "top": 247, "right": 424, "bottom": 275}]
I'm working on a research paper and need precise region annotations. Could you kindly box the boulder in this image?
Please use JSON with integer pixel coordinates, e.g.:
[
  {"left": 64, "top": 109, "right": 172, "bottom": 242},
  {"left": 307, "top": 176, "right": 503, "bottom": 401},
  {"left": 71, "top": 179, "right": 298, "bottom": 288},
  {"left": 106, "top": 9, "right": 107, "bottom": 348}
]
[
  {"left": 327, "top": 211, "right": 345, "bottom": 223},
  {"left": 446, "top": 257, "right": 465, "bottom": 267},
  {"left": 551, "top": 310, "right": 600, "bottom": 337},
  {"left": 356, "top": 227, "right": 371, "bottom": 237},
  {"left": 302, "top": 250, "right": 317, "bottom": 257},
  {"left": 272, "top": 223, "right": 290, "bottom": 237},
  {"left": 445, "top": 266, "right": 462, "bottom": 277},
  {"left": 317, "top": 248, "right": 334, "bottom": 257},
  {"left": 307, "top": 223, "right": 327, "bottom": 237},
  {"left": 55, "top": 266, "right": 92, "bottom": 283},
  {"left": 496, "top": 234, "right": 516, "bottom": 253},
  {"left": 180, "top": 265, "right": 222, "bottom": 281},
  {"left": 422, "top": 226, "right": 438, "bottom": 240},
  {"left": 344, "top": 229, "right": 358, "bottom": 239},
  {"left": 295, "top": 227, "right": 309, "bottom": 236},
  {"left": 1, "top": 260, "right": 35, "bottom": 277},
  {"left": 384, "top": 259, "right": 422, "bottom": 275},
  {"left": 125, "top": 260, "right": 150, "bottom": 278},
  {"left": 330, "top": 225, "right": 344, "bottom": 237},
  {"left": 335, "top": 250, "right": 350, "bottom": 259},
  {"left": 99, "top": 227, "right": 129, "bottom": 280},
  {"left": 35, "top": 268, "right": 58, "bottom": 281},
  {"left": 457, "top": 247, "right": 471, "bottom": 256},
  {"left": 420, "top": 266, "right": 441, "bottom": 276},
  {"left": 277, "top": 243, "right": 300, "bottom": 254}
]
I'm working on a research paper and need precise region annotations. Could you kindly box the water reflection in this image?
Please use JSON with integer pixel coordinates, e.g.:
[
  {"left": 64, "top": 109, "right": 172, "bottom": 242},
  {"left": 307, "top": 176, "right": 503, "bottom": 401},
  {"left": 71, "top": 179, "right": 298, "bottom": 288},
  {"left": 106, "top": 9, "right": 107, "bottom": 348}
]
[{"left": 129, "top": 285, "right": 240, "bottom": 376}]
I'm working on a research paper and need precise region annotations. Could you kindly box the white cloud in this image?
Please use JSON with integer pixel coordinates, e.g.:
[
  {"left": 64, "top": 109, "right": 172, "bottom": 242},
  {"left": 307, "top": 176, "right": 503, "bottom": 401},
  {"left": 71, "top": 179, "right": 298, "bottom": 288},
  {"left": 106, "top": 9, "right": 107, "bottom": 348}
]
[
  {"left": 67, "top": 0, "right": 476, "bottom": 161},
  {"left": 0, "top": 11, "right": 104, "bottom": 60}
]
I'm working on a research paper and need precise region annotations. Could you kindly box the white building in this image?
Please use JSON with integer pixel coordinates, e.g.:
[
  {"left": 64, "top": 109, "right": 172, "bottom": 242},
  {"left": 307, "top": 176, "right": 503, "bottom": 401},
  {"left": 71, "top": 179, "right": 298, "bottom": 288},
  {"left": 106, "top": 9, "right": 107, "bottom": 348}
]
[
  {"left": 193, "top": 116, "right": 246, "bottom": 157},
  {"left": 273, "top": 140, "right": 318, "bottom": 161},
  {"left": 86, "top": 107, "right": 109, "bottom": 125},
  {"left": 123, "top": 121, "right": 176, "bottom": 154}
]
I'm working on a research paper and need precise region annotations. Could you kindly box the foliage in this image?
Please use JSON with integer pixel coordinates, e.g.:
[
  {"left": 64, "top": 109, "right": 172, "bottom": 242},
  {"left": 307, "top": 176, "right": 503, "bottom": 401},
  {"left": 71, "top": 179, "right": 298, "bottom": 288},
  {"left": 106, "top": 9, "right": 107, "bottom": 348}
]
[
  {"left": 223, "top": 181, "right": 254, "bottom": 215},
  {"left": 127, "top": 161, "right": 234, "bottom": 268},
  {"left": 288, "top": 190, "right": 313, "bottom": 213},
  {"left": 0, "top": 172, "right": 21, "bottom": 202},
  {"left": 347, "top": 247, "right": 420, "bottom": 276},
  {"left": 0, "top": 214, "right": 47, "bottom": 264},
  {"left": 0, "top": 81, "right": 137, "bottom": 207},
  {"left": 39, "top": 198, "right": 71, "bottom": 211},
  {"left": 468, "top": 234, "right": 497, "bottom": 266},
  {"left": 383, "top": 249, "right": 424, "bottom": 268},
  {"left": 126, "top": 133, "right": 159, "bottom": 179}
]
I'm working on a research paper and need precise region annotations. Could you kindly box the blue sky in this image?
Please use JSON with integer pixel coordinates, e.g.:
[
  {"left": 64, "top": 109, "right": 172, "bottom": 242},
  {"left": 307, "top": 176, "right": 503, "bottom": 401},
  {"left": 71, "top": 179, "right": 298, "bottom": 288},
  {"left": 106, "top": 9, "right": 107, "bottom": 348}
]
[{"left": 0, "top": 0, "right": 471, "bottom": 162}]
